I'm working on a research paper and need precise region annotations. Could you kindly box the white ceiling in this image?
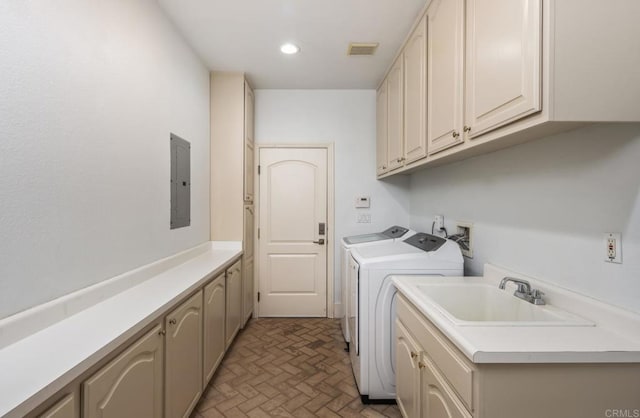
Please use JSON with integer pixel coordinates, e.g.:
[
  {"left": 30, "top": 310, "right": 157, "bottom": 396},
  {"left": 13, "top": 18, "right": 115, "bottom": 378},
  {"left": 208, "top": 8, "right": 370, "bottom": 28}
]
[{"left": 157, "top": 0, "right": 427, "bottom": 89}]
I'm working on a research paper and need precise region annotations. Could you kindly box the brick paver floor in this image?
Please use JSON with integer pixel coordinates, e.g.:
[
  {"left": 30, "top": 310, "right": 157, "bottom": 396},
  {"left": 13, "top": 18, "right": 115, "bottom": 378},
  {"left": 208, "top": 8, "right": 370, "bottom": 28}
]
[{"left": 192, "top": 318, "right": 401, "bottom": 418}]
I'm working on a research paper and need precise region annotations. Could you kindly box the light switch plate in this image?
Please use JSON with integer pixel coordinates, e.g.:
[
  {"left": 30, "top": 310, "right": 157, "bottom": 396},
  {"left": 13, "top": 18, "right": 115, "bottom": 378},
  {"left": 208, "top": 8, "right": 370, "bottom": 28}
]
[{"left": 355, "top": 196, "right": 371, "bottom": 208}]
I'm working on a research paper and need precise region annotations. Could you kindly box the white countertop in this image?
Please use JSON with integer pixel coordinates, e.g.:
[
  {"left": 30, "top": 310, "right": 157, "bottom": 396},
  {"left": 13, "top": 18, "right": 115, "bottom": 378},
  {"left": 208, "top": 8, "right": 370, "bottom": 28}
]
[
  {"left": 392, "top": 264, "right": 640, "bottom": 364},
  {"left": 0, "top": 241, "right": 242, "bottom": 418}
]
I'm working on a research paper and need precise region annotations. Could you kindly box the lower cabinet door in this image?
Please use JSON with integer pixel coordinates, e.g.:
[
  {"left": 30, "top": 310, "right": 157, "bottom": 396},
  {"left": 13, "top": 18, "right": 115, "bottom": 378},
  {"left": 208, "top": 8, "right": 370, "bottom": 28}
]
[
  {"left": 165, "top": 291, "right": 203, "bottom": 418},
  {"left": 203, "top": 273, "right": 226, "bottom": 385},
  {"left": 421, "top": 358, "right": 471, "bottom": 418},
  {"left": 242, "top": 257, "right": 254, "bottom": 326},
  {"left": 83, "top": 325, "right": 164, "bottom": 418},
  {"left": 38, "top": 393, "right": 76, "bottom": 418},
  {"left": 396, "top": 320, "right": 421, "bottom": 418},
  {"left": 225, "top": 260, "right": 243, "bottom": 348}
]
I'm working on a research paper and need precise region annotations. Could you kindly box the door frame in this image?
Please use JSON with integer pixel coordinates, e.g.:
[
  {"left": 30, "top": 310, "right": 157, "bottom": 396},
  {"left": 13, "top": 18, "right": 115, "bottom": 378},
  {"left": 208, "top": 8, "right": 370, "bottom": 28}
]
[{"left": 254, "top": 143, "right": 335, "bottom": 319}]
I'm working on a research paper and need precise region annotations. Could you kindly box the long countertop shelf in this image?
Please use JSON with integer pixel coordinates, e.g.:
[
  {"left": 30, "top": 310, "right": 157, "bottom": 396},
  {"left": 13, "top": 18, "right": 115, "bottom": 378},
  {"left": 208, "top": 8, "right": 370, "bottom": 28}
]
[
  {"left": 0, "top": 241, "right": 242, "bottom": 418},
  {"left": 392, "top": 264, "right": 640, "bottom": 364}
]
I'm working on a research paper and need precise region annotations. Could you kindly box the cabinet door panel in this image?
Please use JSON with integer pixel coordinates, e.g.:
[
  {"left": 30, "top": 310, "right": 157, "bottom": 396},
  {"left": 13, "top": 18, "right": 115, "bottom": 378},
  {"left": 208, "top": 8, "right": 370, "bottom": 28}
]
[
  {"left": 428, "top": 0, "right": 465, "bottom": 154},
  {"left": 83, "top": 326, "right": 163, "bottom": 418},
  {"left": 244, "top": 141, "right": 254, "bottom": 202},
  {"left": 387, "top": 58, "right": 404, "bottom": 171},
  {"left": 404, "top": 16, "right": 428, "bottom": 163},
  {"left": 165, "top": 292, "right": 203, "bottom": 418},
  {"left": 396, "top": 321, "right": 421, "bottom": 418},
  {"left": 39, "top": 394, "right": 76, "bottom": 418},
  {"left": 244, "top": 81, "right": 255, "bottom": 202},
  {"left": 465, "top": 0, "right": 542, "bottom": 137},
  {"left": 243, "top": 257, "right": 254, "bottom": 325},
  {"left": 421, "top": 358, "right": 471, "bottom": 418},
  {"left": 204, "top": 274, "right": 226, "bottom": 385},
  {"left": 376, "top": 84, "right": 389, "bottom": 175},
  {"left": 226, "top": 260, "right": 243, "bottom": 348},
  {"left": 244, "top": 205, "right": 254, "bottom": 260}
]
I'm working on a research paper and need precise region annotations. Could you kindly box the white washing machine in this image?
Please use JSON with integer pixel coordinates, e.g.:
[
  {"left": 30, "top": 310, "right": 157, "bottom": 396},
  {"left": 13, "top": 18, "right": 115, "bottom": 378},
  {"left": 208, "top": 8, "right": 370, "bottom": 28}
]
[
  {"left": 347, "top": 233, "right": 463, "bottom": 401},
  {"left": 340, "top": 226, "right": 416, "bottom": 343}
]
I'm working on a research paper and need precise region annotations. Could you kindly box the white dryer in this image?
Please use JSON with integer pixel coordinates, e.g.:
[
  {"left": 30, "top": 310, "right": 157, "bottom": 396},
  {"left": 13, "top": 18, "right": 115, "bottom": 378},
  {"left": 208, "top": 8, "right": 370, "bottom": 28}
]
[
  {"left": 340, "top": 226, "right": 416, "bottom": 343},
  {"left": 347, "top": 233, "right": 463, "bottom": 401}
]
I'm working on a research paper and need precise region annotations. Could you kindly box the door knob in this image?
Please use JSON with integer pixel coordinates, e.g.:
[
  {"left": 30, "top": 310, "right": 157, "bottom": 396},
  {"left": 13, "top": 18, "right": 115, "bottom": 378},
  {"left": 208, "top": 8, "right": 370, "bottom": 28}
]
[{"left": 313, "top": 239, "right": 325, "bottom": 245}]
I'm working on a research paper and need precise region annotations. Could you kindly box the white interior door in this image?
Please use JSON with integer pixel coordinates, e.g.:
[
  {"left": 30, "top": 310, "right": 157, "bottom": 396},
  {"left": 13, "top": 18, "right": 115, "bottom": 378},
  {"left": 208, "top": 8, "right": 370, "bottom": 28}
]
[{"left": 258, "top": 147, "right": 327, "bottom": 316}]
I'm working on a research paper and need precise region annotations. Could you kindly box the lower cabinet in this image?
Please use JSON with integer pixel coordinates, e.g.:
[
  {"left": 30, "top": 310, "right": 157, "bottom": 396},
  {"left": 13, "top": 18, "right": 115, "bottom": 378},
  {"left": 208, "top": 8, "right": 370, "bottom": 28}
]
[
  {"left": 37, "top": 257, "right": 247, "bottom": 418},
  {"left": 396, "top": 295, "right": 475, "bottom": 418},
  {"left": 396, "top": 321, "right": 421, "bottom": 418},
  {"left": 421, "top": 358, "right": 471, "bottom": 418},
  {"left": 164, "top": 291, "right": 203, "bottom": 418},
  {"left": 38, "top": 394, "right": 76, "bottom": 418},
  {"left": 242, "top": 256, "right": 254, "bottom": 326},
  {"left": 396, "top": 294, "right": 640, "bottom": 418},
  {"left": 203, "top": 273, "right": 226, "bottom": 385},
  {"left": 226, "top": 259, "right": 243, "bottom": 349},
  {"left": 83, "top": 325, "right": 164, "bottom": 418}
]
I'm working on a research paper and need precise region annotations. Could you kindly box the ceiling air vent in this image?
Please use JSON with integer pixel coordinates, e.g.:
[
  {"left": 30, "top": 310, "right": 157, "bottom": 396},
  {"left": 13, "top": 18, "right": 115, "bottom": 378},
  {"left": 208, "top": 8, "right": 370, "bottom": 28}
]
[{"left": 347, "top": 43, "right": 379, "bottom": 56}]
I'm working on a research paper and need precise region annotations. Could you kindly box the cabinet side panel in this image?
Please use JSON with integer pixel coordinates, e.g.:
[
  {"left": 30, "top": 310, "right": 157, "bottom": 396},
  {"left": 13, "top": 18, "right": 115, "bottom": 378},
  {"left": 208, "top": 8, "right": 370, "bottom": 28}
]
[
  {"left": 477, "top": 364, "right": 640, "bottom": 418},
  {"left": 552, "top": 0, "right": 640, "bottom": 121},
  {"left": 210, "top": 73, "right": 245, "bottom": 240}
]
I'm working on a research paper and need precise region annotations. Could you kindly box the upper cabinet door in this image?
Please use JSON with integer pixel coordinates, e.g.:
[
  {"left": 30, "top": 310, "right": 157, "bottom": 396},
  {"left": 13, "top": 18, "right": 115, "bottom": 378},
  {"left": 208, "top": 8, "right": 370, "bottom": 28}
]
[
  {"left": 244, "top": 81, "right": 254, "bottom": 145},
  {"left": 386, "top": 58, "right": 405, "bottom": 171},
  {"left": 376, "top": 83, "right": 389, "bottom": 175},
  {"left": 244, "top": 81, "right": 255, "bottom": 202},
  {"left": 404, "top": 16, "right": 428, "bottom": 164},
  {"left": 465, "top": 0, "right": 542, "bottom": 138},
  {"left": 427, "top": 0, "right": 465, "bottom": 155}
]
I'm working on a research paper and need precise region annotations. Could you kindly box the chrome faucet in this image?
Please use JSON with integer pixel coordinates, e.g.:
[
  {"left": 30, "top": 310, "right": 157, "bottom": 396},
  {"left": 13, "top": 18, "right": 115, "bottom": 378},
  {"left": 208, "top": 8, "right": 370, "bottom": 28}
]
[{"left": 498, "top": 277, "right": 546, "bottom": 305}]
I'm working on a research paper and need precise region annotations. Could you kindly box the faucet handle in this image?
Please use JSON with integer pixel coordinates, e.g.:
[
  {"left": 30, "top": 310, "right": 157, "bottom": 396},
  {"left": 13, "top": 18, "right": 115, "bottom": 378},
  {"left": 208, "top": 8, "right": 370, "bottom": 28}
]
[{"left": 530, "top": 289, "right": 546, "bottom": 305}]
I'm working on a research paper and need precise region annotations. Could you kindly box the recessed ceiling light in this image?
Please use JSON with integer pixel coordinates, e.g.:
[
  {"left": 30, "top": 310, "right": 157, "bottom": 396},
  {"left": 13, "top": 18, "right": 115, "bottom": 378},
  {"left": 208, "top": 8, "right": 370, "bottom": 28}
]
[{"left": 280, "top": 43, "right": 300, "bottom": 55}]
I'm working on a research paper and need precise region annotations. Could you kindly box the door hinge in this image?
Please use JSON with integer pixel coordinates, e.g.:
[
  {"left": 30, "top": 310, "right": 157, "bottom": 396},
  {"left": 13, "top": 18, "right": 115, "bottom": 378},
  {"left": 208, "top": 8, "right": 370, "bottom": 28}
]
[
  {"left": 257, "top": 292, "right": 260, "bottom": 302},
  {"left": 258, "top": 165, "right": 261, "bottom": 175},
  {"left": 257, "top": 228, "right": 260, "bottom": 239}
]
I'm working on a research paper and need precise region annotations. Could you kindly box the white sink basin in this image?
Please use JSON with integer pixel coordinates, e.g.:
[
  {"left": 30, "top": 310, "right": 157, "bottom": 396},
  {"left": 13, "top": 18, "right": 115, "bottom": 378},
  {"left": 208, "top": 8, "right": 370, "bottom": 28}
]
[{"left": 415, "top": 283, "right": 594, "bottom": 327}]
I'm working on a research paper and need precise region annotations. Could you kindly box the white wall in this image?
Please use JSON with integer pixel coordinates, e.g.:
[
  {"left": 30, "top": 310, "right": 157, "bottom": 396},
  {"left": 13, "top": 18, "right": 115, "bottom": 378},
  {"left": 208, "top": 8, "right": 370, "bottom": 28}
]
[
  {"left": 409, "top": 123, "right": 640, "bottom": 314},
  {"left": 254, "top": 90, "right": 411, "bottom": 305},
  {"left": 0, "top": 1, "right": 210, "bottom": 319}
]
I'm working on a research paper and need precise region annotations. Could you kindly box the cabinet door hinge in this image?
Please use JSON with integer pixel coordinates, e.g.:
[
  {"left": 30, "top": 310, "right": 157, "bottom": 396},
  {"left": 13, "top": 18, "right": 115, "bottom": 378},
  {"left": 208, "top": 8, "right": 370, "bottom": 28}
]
[
  {"left": 258, "top": 165, "right": 261, "bottom": 175},
  {"left": 257, "top": 292, "right": 260, "bottom": 302}
]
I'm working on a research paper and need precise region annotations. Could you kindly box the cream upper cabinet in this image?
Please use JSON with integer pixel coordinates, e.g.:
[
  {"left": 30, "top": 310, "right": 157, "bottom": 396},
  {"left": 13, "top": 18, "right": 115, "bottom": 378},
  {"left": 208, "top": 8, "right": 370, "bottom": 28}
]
[
  {"left": 386, "top": 57, "right": 405, "bottom": 171},
  {"left": 379, "top": 0, "right": 640, "bottom": 176},
  {"left": 83, "top": 325, "right": 164, "bottom": 418},
  {"left": 225, "top": 260, "right": 243, "bottom": 349},
  {"left": 244, "top": 81, "right": 255, "bottom": 202},
  {"left": 376, "top": 83, "right": 389, "bottom": 175},
  {"left": 210, "top": 72, "right": 255, "bottom": 241},
  {"left": 403, "top": 16, "right": 428, "bottom": 164},
  {"left": 427, "top": 0, "right": 465, "bottom": 155},
  {"left": 203, "top": 273, "right": 226, "bottom": 386},
  {"left": 464, "top": 0, "right": 541, "bottom": 138},
  {"left": 165, "top": 292, "right": 203, "bottom": 418}
]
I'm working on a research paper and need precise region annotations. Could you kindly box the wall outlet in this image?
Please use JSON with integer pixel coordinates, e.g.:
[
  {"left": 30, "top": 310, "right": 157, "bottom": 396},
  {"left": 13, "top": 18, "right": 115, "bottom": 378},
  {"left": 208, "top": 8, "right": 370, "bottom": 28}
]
[
  {"left": 357, "top": 213, "right": 371, "bottom": 223},
  {"left": 604, "top": 233, "right": 622, "bottom": 264},
  {"left": 434, "top": 215, "right": 445, "bottom": 232},
  {"left": 456, "top": 221, "right": 474, "bottom": 258}
]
